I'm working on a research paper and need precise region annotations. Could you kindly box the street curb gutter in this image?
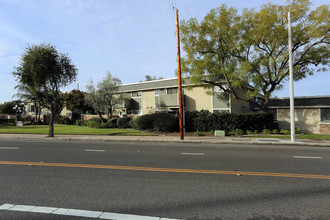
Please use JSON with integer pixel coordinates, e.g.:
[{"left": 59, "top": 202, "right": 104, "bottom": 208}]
[{"left": 0, "top": 134, "right": 329, "bottom": 147}]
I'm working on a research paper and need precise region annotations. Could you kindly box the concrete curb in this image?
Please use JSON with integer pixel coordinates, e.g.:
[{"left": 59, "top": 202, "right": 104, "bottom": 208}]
[{"left": 0, "top": 134, "right": 329, "bottom": 147}]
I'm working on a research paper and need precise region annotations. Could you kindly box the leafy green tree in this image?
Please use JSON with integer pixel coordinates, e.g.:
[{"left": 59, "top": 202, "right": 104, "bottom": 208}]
[
  {"left": 0, "top": 100, "right": 23, "bottom": 115},
  {"left": 85, "top": 79, "right": 106, "bottom": 123},
  {"left": 85, "top": 71, "right": 123, "bottom": 121},
  {"left": 64, "top": 89, "right": 92, "bottom": 114},
  {"left": 144, "top": 75, "right": 164, "bottom": 81},
  {"left": 13, "top": 43, "right": 77, "bottom": 137},
  {"left": 98, "top": 72, "right": 123, "bottom": 119},
  {"left": 180, "top": 0, "right": 329, "bottom": 110},
  {"left": 13, "top": 83, "right": 45, "bottom": 122}
]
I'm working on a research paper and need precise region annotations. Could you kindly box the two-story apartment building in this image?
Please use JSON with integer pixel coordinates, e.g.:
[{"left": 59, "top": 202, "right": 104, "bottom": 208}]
[{"left": 115, "top": 78, "right": 251, "bottom": 116}]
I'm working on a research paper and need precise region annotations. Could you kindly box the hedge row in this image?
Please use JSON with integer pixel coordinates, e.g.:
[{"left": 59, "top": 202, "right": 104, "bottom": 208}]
[
  {"left": 185, "top": 110, "right": 276, "bottom": 132},
  {"left": 131, "top": 111, "right": 276, "bottom": 133},
  {"left": 77, "top": 116, "right": 132, "bottom": 129},
  {"left": 130, "top": 112, "right": 178, "bottom": 132}
]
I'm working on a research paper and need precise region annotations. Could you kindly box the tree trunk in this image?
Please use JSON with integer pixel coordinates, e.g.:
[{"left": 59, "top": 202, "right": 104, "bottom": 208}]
[
  {"left": 37, "top": 107, "right": 41, "bottom": 122},
  {"left": 48, "top": 102, "right": 55, "bottom": 137},
  {"left": 97, "top": 111, "right": 106, "bottom": 123},
  {"left": 34, "top": 100, "right": 37, "bottom": 122}
]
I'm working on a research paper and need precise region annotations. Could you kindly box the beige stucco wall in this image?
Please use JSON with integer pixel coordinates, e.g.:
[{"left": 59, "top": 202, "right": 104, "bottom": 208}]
[
  {"left": 184, "top": 86, "right": 212, "bottom": 112},
  {"left": 277, "top": 108, "right": 320, "bottom": 133},
  {"left": 142, "top": 90, "right": 156, "bottom": 114}
]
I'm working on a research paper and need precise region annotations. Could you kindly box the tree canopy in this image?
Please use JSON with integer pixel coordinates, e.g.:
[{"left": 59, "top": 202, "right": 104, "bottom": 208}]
[
  {"left": 180, "top": 0, "right": 329, "bottom": 109},
  {"left": 13, "top": 43, "right": 77, "bottom": 137},
  {"left": 85, "top": 71, "right": 123, "bottom": 121}
]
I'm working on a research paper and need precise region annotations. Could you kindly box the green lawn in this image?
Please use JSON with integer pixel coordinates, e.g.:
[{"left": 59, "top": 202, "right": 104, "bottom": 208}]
[
  {"left": 245, "top": 134, "right": 330, "bottom": 140},
  {"left": 0, "top": 124, "right": 154, "bottom": 136}
]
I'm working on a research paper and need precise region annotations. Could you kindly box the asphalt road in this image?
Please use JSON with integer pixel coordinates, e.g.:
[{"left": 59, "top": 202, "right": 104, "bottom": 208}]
[{"left": 1, "top": 139, "right": 330, "bottom": 219}]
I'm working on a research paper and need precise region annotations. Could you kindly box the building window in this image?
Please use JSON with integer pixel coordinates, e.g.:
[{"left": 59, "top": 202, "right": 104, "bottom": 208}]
[
  {"left": 321, "top": 108, "right": 330, "bottom": 123},
  {"left": 132, "top": 91, "right": 142, "bottom": 97},
  {"left": 155, "top": 90, "right": 161, "bottom": 96},
  {"left": 213, "top": 109, "right": 230, "bottom": 114},
  {"left": 167, "top": 88, "right": 177, "bottom": 94}
]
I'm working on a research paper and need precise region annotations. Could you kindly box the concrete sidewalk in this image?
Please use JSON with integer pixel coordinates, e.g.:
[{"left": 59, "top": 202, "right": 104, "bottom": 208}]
[{"left": 0, "top": 133, "right": 330, "bottom": 147}]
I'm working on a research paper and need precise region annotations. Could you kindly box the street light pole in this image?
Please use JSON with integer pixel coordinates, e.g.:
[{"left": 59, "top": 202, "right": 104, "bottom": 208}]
[{"left": 288, "top": 1, "right": 295, "bottom": 142}]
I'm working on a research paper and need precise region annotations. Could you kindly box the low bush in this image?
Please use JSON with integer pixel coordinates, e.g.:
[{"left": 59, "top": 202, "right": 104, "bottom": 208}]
[
  {"left": 88, "top": 117, "right": 102, "bottom": 123},
  {"left": 99, "top": 123, "right": 108, "bottom": 129},
  {"left": 233, "top": 129, "right": 244, "bottom": 136},
  {"left": 130, "top": 118, "right": 138, "bottom": 130},
  {"left": 107, "top": 118, "right": 118, "bottom": 128},
  {"left": 153, "top": 113, "right": 178, "bottom": 132},
  {"left": 117, "top": 117, "right": 132, "bottom": 128},
  {"left": 280, "top": 129, "right": 290, "bottom": 134},
  {"left": 272, "top": 129, "right": 279, "bottom": 134},
  {"left": 134, "top": 114, "right": 156, "bottom": 130},
  {"left": 133, "top": 112, "right": 178, "bottom": 132},
  {"left": 262, "top": 129, "right": 272, "bottom": 134},
  {"left": 86, "top": 120, "right": 100, "bottom": 128},
  {"left": 184, "top": 111, "right": 275, "bottom": 133},
  {"left": 55, "top": 116, "right": 72, "bottom": 125}
]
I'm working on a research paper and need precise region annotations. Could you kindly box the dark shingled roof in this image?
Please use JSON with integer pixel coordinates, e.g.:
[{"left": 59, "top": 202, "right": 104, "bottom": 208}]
[
  {"left": 269, "top": 96, "right": 330, "bottom": 108},
  {"left": 118, "top": 78, "right": 192, "bottom": 92}
]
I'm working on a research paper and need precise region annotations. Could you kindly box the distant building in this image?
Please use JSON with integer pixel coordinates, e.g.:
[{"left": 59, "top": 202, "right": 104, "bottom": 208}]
[
  {"left": 269, "top": 96, "right": 330, "bottom": 134},
  {"left": 115, "top": 78, "right": 251, "bottom": 116}
]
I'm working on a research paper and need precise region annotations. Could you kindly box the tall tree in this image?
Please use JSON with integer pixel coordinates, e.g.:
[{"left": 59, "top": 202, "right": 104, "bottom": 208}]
[
  {"left": 98, "top": 72, "right": 123, "bottom": 119},
  {"left": 13, "top": 43, "right": 77, "bottom": 137},
  {"left": 85, "top": 79, "right": 107, "bottom": 123},
  {"left": 180, "top": 0, "right": 329, "bottom": 110},
  {"left": 64, "top": 89, "right": 92, "bottom": 114},
  {"left": 85, "top": 72, "right": 123, "bottom": 121}
]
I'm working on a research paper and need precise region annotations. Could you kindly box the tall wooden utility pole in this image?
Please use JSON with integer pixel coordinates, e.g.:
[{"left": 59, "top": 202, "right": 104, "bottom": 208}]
[{"left": 176, "top": 9, "right": 184, "bottom": 140}]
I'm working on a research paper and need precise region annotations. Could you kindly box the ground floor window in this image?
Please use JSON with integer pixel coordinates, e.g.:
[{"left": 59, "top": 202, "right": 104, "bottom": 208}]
[
  {"left": 321, "top": 108, "right": 330, "bottom": 123},
  {"left": 213, "top": 109, "right": 230, "bottom": 114}
]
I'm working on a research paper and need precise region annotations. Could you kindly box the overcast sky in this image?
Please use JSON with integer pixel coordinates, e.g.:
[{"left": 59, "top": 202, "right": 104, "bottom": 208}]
[{"left": 0, "top": 0, "right": 328, "bottom": 103}]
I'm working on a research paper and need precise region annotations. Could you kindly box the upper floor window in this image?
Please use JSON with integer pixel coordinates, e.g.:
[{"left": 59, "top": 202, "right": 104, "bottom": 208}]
[
  {"left": 132, "top": 91, "right": 142, "bottom": 97},
  {"left": 167, "top": 88, "right": 177, "bottom": 94},
  {"left": 155, "top": 90, "right": 161, "bottom": 96}
]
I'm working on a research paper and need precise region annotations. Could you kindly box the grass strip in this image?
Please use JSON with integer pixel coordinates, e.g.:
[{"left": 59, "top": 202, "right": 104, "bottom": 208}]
[{"left": 0, "top": 124, "right": 154, "bottom": 136}]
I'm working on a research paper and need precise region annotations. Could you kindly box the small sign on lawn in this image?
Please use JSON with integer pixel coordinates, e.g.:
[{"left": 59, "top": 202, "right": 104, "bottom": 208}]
[{"left": 16, "top": 121, "right": 23, "bottom": 126}]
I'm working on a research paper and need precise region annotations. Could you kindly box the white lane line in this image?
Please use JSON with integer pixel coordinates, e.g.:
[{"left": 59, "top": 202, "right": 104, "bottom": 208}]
[
  {"left": 30, "top": 206, "right": 58, "bottom": 214},
  {"left": 0, "top": 147, "right": 20, "bottom": 150},
  {"left": 0, "top": 203, "right": 178, "bottom": 219},
  {"left": 293, "top": 156, "right": 323, "bottom": 159},
  {"left": 53, "top": 208, "right": 103, "bottom": 218},
  {"left": 9, "top": 205, "right": 36, "bottom": 212},
  {"left": 181, "top": 152, "right": 204, "bottom": 156},
  {"left": 0, "top": 204, "right": 14, "bottom": 210},
  {"left": 100, "top": 212, "right": 159, "bottom": 219},
  {"left": 84, "top": 149, "right": 106, "bottom": 152}
]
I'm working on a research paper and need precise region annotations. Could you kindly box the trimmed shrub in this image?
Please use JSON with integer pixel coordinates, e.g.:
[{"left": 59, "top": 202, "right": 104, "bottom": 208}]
[
  {"left": 99, "top": 123, "right": 108, "bottom": 129},
  {"left": 153, "top": 112, "right": 178, "bottom": 132},
  {"left": 183, "top": 111, "right": 275, "bottom": 133},
  {"left": 86, "top": 120, "right": 100, "bottom": 128},
  {"left": 130, "top": 118, "right": 138, "bottom": 129},
  {"left": 107, "top": 118, "right": 118, "bottom": 128},
  {"left": 184, "top": 111, "right": 198, "bottom": 132},
  {"left": 88, "top": 117, "right": 102, "bottom": 123},
  {"left": 134, "top": 114, "right": 156, "bottom": 130},
  {"left": 295, "top": 127, "right": 302, "bottom": 134},
  {"left": 193, "top": 110, "right": 213, "bottom": 132},
  {"left": 55, "top": 116, "right": 72, "bottom": 125},
  {"left": 117, "top": 117, "right": 132, "bottom": 128}
]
